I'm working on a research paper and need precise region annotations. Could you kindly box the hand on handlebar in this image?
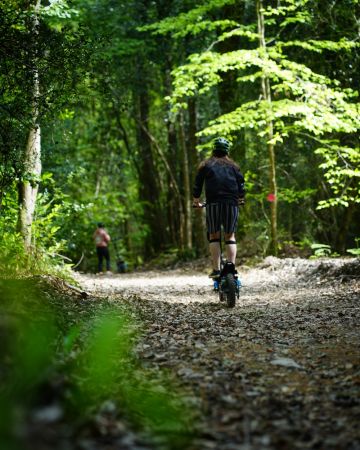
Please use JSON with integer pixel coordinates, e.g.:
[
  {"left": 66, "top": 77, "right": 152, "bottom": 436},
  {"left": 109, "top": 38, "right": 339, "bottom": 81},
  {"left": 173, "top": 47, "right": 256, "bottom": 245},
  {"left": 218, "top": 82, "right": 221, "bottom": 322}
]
[
  {"left": 192, "top": 198, "right": 206, "bottom": 208},
  {"left": 238, "top": 197, "right": 245, "bottom": 206}
]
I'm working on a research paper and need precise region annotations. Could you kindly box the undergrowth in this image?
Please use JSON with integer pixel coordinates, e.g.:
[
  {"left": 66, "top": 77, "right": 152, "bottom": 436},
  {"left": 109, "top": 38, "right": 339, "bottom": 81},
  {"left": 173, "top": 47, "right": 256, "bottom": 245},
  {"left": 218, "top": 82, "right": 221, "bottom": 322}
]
[{"left": 0, "top": 278, "right": 196, "bottom": 450}]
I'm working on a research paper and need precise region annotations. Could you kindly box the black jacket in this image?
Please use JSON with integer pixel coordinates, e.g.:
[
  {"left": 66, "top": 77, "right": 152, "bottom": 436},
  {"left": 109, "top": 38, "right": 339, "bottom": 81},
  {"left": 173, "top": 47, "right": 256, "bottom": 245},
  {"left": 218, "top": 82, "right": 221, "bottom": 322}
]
[{"left": 193, "top": 158, "right": 245, "bottom": 205}]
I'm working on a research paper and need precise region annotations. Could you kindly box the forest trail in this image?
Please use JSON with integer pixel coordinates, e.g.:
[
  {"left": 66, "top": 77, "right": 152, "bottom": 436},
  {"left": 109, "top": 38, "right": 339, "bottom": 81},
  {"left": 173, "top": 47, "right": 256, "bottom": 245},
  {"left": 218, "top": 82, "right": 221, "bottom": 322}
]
[{"left": 76, "top": 258, "right": 360, "bottom": 449}]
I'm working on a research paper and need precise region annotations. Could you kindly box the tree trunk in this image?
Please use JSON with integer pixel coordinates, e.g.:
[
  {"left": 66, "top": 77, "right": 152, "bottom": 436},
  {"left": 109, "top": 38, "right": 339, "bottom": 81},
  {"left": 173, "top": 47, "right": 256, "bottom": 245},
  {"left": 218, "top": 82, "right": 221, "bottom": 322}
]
[
  {"left": 257, "top": 0, "right": 278, "bottom": 255},
  {"left": 336, "top": 203, "right": 355, "bottom": 254},
  {"left": 19, "top": 0, "right": 42, "bottom": 251},
  {"left": 217, "top": 3, "right": 241, "bottom": 116},
  {"left": 188, "top": 98, "right": 207, "bottom": 255},
  {"left": 163, "top": 59, "right": 185, "bottom": 250},
  {"left": 136, "top": 89, "right": 163, "bottom": 257},
  {"left": 178, "top": 110, "right": 192, "bottom": 251},
  {"left": 166, "top": 119, "right": 182, "bottom": 248}
]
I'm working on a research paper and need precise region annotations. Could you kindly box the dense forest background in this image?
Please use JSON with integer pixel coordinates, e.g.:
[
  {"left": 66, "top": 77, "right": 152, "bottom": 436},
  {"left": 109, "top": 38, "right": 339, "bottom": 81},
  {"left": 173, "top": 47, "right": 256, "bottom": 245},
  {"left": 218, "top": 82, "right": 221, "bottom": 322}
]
[{"left": 1, "top": 0, "right": 359, "bottom": 274}]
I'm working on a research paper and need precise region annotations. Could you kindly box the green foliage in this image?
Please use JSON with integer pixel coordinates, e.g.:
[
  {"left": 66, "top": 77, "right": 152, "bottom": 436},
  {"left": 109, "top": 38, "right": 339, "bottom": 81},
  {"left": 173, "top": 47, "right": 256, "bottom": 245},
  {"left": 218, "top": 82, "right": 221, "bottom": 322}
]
[
  {"left": 33, "top": 174, "right": 70, "bottom": 252},
  {"left": 279, "top": 188, "right": 317, "bottom": 204},
  {"left": 315, "top": 143, "right": 360, "bottom": 208},
  {"left": 0, "top": 280, "right": 195, "bottom": 449},
  {"left": 263, "top": 0, "right": 311, "bottom": 20},
  {"left": 0, "top": 187, "right": 30, "bottom": 274},
  {"left": 72, "top": 309, "right": 193, "bottom": 443},
  {"left": 41, "top": 0, "right": 79, "bottom": 21},
  {"left": 0, "top": 231, "right": 28, "bottom": 275},
  {"left": 1, "top": 0, "right": 359, "bottom": 263},
  {"left": 0, "top": 280, "right": 56, "bottom": 450},
  {"left": 140, "top": 0, "right": 238, "bottom": 38},
  {"left": 347, "top": 238, "right": 360, "bottom": 256},
  {"left": 146, "top": 0, "right": 359, "bottom": 254},
  {"left": 278, "top": 38, "right": 359, "bottom": 53},
  {"left": 168, "top": 47, "right": 359, "bottom": 140},
  {"left": 43, "top": 158, "right": 144, "bottom": 271},
  {"left": 310, "top": 243, "right": 332, "bottom": 257},
  {"left": 0, "top": 181, "right": 74, "bottom": 279},
  {"left": 0, "top": 1, "right": 94, "bottom": 177}
]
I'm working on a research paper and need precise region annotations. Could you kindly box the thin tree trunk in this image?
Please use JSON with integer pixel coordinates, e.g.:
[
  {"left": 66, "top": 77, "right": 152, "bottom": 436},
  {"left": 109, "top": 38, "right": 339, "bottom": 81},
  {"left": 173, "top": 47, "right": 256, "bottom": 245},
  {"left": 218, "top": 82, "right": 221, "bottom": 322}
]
[
  {"left": 217, "top": 3, "right": 240, "bottom": 115},
  {"left": 19, "top": 0, "right": 42, "bottom": 251},
  {"left": 0, "top": 185, "right": 4, "bottom": 211},
  {"left": 166, "top": 120, "right": 183, "bottom": 248},
  {"left": 94, "top": 164, "right": 102, "bottom": 198},
  {"left": 336, "top": 203, "right": 355, "bottom": 254},
  {"left": 188, "top": 98, "right": 207, "bottom": 255},
  {"left": 114, "top": 113, "right": 142, "bottom": 178},
  {"left": 257, "top": 0, "right": 278, "bottom": 255},
  {"left": 164, "top": 62, "right": 185, "bottom": 249},
  {"left": 139, "top": 123, "right": 183, "bottom": 204},
  {"left": 178, "top": 110, "right": 192, "bottom": 251},
  {"left": 136, "top": 89, "right": 164, "bottom": 257}
]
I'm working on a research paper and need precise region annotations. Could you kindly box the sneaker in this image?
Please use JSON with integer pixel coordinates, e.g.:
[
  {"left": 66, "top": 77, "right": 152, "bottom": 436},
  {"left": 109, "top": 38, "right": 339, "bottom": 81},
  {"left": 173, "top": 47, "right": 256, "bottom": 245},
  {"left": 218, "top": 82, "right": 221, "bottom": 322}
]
[{"left": 209, "top": 269, "right": 221, "bottom": 278}]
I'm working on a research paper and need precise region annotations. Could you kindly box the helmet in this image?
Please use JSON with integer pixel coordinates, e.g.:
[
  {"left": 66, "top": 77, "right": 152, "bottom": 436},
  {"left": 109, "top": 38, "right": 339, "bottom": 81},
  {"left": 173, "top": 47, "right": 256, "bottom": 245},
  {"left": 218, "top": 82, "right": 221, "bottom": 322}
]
[{"left": 213, "top": 137, "right": 230, "bottom": 155}]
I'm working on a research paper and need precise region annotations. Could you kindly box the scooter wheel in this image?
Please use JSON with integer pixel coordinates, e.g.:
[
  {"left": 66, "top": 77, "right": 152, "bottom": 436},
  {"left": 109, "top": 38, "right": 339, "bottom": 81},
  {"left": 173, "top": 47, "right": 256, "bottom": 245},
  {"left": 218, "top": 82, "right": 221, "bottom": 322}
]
[{"left": 225, "top": 273, "right": 236, "bottom": 308}]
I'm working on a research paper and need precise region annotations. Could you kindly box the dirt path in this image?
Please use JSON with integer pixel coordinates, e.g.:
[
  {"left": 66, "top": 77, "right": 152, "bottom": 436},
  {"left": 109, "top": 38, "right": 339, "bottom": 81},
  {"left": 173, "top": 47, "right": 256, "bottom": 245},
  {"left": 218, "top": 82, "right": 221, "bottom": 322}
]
[{"left": 76, "top": 258, "right": 360, "bottom": 450}]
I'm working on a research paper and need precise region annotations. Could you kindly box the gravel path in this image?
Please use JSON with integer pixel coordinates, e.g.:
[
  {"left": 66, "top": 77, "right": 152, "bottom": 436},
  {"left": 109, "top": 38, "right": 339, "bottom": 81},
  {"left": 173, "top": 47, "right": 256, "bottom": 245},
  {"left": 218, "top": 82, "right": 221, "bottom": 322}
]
[{"left": 75, "top": 258, "right": 360, "bottom": 450}]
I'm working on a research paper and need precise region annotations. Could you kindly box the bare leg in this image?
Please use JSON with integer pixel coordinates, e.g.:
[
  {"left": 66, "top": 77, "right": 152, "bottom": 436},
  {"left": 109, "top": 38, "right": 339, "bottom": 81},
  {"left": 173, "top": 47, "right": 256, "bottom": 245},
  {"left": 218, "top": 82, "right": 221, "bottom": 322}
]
[
  {"left": 209, "top": 231, "right": 221, "bottom": 270},
  {"left": 225, "top": 232, "right": 236, "bottom": 264}
]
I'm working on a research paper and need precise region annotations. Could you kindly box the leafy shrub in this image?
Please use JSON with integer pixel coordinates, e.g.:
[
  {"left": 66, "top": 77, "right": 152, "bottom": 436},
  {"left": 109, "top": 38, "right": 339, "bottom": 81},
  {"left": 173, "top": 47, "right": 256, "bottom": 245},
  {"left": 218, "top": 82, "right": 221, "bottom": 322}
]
[
  {"left": 0, "top": 178, "right": 74, "bottom": 279},
  {"left": 310, "top": 243, "right": 332, "bottom": 257},
  {"left": 347, "top": 238, "right": 360, "bottom": 256}
]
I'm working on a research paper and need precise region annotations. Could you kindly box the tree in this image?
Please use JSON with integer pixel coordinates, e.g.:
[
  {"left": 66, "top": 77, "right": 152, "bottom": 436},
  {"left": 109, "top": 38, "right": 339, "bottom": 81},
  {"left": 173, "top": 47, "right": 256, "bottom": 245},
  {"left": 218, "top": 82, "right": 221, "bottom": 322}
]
[
  {"left": 0, "top": 0, "right": 91, "bottom": 251},
  {"left": 256, "top": 0, "right": 277, "bottom": 254},
  {"left": 18, "top": 0, "right": 42, "bottom": 250},
  {"left": 147, "top": 0, "right": 359, "bottom": 254}
]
